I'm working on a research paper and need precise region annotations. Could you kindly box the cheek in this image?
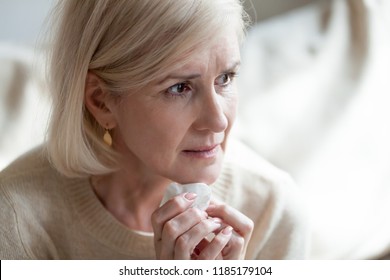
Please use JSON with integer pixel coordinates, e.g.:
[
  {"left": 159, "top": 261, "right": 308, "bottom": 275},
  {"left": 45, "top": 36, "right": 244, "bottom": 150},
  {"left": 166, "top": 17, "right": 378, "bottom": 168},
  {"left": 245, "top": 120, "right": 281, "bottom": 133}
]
[
  {"left": 115, "top": 103, "right": 190, "bottom": 153},
  {"left": 224, "top": 91, "right": 238, "bottom": 125},
  {"left": 221, "top": 91, "right": 238, "bottom": 149}
]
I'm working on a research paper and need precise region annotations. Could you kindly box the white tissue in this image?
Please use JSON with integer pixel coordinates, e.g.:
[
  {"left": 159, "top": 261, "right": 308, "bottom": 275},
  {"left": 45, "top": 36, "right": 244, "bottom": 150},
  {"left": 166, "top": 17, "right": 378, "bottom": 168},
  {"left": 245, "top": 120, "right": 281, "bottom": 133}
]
[{"left": 160, "top": 182, "right": 211, "bottom": 211}]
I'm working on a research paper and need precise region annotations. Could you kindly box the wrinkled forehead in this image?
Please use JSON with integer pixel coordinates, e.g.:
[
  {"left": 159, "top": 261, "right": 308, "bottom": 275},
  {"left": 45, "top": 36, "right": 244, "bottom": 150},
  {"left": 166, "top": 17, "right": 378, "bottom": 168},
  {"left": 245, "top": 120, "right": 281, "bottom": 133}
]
[
  {"left": 160, "top": 29, "right": 241, "bottom": 75},
  {"left": 109, "top": 1, "right": 246, "bottom": 92}
]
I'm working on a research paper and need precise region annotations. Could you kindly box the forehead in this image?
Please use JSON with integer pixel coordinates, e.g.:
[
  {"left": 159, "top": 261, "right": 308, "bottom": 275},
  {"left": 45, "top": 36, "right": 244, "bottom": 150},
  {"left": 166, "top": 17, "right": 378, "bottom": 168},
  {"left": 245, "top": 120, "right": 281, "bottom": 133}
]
[{"left": 167, "top": 33, "right": 241, "bottom": 74}]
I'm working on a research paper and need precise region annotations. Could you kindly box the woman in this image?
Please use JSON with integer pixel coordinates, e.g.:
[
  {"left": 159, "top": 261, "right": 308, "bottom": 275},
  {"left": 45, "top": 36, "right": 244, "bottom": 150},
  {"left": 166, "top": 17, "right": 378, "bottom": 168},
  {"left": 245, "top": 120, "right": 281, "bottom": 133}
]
[{"left": 0, "top": 0, "right": 308, "bottom": 259}]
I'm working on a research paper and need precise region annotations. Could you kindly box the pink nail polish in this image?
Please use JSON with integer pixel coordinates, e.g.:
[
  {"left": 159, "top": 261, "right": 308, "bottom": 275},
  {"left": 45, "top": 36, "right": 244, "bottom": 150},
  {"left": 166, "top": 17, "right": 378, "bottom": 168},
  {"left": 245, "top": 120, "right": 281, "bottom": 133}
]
[
  {"left": 184, "top": 192, "right": 197, "bottom": 201},
  {"left": 222, "top": 226, "right": 233, "bottom": 235}
]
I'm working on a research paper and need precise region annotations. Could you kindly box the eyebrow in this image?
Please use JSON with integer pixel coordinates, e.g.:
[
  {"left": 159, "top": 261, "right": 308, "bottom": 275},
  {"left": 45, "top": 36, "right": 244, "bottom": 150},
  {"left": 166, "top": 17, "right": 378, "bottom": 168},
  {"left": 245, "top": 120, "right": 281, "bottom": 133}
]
[
  {"left": 160, "top": 73, "right": 201, "bottom": 83},
  {"left": 157, "top": 60, "right": 241, "bottom": 84},
  {"left": 226, "top": 61, "right": 241, "bottom": 71}
]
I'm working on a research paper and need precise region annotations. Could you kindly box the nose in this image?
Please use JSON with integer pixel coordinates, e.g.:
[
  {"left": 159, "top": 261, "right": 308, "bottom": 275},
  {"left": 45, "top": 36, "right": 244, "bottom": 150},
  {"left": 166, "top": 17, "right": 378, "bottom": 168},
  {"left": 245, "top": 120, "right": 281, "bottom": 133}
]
[{"left": 193, "top": 86, "right": 229, "bottom": 133}]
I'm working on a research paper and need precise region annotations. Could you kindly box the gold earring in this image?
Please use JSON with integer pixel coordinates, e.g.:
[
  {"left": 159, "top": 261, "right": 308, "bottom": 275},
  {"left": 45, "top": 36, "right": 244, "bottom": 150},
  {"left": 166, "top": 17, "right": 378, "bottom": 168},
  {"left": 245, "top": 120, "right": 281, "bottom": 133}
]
[{"left": 103, "top": 128, "right": 112, "bottom": 147}]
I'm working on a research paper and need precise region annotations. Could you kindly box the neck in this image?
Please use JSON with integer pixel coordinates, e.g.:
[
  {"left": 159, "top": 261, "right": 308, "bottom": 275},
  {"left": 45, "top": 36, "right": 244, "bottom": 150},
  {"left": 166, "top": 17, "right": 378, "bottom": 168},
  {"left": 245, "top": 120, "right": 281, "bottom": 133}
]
[{"left": 91, "top": 168, "right": 171, "bottom": 232}]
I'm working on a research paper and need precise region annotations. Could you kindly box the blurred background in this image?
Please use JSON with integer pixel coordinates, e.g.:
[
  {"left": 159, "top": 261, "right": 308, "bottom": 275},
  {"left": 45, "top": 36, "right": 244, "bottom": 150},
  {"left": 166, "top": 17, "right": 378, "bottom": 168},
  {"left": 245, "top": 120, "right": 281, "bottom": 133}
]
[{"left": 1, "top": 0, "right": 390, "bottom": 260}]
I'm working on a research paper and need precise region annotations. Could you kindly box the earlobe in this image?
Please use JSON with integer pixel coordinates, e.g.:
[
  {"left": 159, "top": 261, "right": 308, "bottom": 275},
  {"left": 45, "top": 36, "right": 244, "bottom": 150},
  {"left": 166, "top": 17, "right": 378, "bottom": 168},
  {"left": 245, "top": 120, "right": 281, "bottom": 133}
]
[{"left": 84, "top": 71, "right": 116, "bottom": 128}]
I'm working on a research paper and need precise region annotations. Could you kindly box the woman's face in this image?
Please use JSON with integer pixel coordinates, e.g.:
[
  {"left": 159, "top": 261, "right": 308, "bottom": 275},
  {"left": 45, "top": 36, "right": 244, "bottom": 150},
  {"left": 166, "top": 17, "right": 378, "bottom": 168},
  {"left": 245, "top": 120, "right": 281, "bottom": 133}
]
[{"left": 109, "top": 33, "right": 241, "bottom": 185}]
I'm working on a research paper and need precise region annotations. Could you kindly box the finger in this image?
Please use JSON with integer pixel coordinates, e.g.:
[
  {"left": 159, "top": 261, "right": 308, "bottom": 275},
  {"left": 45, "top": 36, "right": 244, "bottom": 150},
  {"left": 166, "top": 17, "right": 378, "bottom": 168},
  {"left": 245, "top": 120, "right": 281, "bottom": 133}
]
[
  {"left": 206, "top": 203, "right": 253, "bottom": 260},
  {"left": 192, "top": 239, "right": 223, "bottom": 260},
  {"left": 159, "top": 207, "right": 207, "bottom": 259},
  {"left": 152, "top": 192, "right": 197, "bottom": 241},
  {"left": 206, "top": 203, "right": 254, "bottom": 238},
  {"left": 197, "top": 226, "right": 233, "bottom": 260},
  {"left": 221, "top": 230, "right": 246, "bottom": 259},
  {"left": 174, "top": 218, "right": 222, "bottom": 259}
]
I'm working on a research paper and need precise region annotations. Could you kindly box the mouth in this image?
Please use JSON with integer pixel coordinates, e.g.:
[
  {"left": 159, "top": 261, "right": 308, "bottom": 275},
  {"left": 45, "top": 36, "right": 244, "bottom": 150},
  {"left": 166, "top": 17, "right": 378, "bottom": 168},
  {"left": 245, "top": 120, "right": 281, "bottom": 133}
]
[{"left": 182, "top": 144, "right": 220, "bottom": 159}]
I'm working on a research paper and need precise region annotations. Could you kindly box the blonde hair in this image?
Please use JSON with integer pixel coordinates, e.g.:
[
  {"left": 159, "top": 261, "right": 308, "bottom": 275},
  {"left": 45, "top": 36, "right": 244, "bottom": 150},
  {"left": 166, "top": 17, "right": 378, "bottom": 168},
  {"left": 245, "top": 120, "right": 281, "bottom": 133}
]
[{"left": 46, "top": 0, "right": 250, "bottom": 177}]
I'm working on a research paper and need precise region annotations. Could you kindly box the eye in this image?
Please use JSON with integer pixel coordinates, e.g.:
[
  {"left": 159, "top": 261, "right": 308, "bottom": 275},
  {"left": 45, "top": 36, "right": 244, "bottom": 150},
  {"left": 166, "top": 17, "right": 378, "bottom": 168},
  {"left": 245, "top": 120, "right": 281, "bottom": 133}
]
[
  {"left": 166, "top": 82, "right": 192, "bottom": 98},
  {"left": 215, "top": 72, "right": 237, "bottom": 87}
]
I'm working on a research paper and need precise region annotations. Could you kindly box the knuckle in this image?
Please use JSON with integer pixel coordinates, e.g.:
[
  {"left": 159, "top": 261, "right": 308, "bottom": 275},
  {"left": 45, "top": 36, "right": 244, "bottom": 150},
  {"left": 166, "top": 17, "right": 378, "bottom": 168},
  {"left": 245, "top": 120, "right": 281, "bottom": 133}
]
[
  {"left": 162, "top": 220, "right": 178, "bottom": 237},
  {"left": 150, "top": 211, "right": 158, "bottom": 224},
  {"left": 188, "top": 207, "right": 204, "bottom": 220},
  {"left": 176, "top": 235, "right": 190, "bottom": 251},
  {"left": 219, "top": 204, "right": 229, "bottom": 213},
  {"left": 151, "top": 211, "right": 163, "bottom": 227},
  {"left": 214, "top": 234, "right": 228, "bottom": 247},
  {"left": 231, "top": 236, "right": 245, "bottom": 248},
  {"left": 242, "top": 219, "right": 254, "bottom": 233},
  {"left": 191, "top": 224, "right": 203, "bottom": 236},
  {"left": 170, "top": 196, "right": 187, "bottom": 211},
  {"left": 200, "top": 219, "right": 213, "bottom": 230}
]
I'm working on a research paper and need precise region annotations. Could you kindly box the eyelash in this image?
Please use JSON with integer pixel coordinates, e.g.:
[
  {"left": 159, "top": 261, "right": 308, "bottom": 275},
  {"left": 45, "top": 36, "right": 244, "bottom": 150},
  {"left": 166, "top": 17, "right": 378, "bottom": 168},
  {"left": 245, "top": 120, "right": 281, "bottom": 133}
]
[
  {"left": 165, "top": 82, "right": 192, "bottom": 99},
  {"left": 216, "top": 72, "right": 239, "bottom": 88},
  {"left": 164, "top": 72, "right": 238, "bottom": 99}
]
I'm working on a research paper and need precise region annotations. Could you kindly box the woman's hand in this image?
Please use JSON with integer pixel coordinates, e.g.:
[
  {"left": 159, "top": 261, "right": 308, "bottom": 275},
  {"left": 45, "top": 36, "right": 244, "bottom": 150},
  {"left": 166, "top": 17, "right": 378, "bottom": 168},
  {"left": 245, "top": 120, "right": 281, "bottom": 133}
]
[
  {"left": 151, "top": 193, "right": 233, "bottom": 259},
  {"left": 204, "top": 200, "right": 254, "bottom": 260}
]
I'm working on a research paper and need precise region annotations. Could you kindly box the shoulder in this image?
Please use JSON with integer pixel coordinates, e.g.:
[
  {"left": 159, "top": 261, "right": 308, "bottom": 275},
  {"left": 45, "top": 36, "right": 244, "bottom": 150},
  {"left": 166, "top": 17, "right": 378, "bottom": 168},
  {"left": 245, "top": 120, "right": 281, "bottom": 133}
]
[
  {"left": 1, "top": 144, "right": 52, "bottom": 179},
  {"left": 0, "top": 144, "right": 79, "bottom": 221},
  {"left": 0, "top": 145, "right": 68, "bottom": 259},
  {"left": 0, "top": 145, "right": 61, "bottom": 200}
]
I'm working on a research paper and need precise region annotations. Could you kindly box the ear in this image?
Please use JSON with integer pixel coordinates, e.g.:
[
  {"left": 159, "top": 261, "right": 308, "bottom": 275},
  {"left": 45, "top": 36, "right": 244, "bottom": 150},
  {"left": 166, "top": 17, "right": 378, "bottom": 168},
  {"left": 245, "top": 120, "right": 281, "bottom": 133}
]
[{"left": 84, "top": 71, "right": 116, "bottom": 129}]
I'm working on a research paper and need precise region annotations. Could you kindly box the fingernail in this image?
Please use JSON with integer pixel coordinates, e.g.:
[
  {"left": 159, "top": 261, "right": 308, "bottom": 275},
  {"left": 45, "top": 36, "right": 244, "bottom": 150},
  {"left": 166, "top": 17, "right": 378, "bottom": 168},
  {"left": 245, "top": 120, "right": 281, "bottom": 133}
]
[
  {"left": 207, "top": 204, "right": 216, "bottom": 210},
  {"left": 212, "top": 217, "right": 222, "bottom": 225},
  {"left": 222, "top": 226, "right": 233, "bottom": 235},
  {"left": 184, "top": 192, "right": 197, "bottom": 201}
]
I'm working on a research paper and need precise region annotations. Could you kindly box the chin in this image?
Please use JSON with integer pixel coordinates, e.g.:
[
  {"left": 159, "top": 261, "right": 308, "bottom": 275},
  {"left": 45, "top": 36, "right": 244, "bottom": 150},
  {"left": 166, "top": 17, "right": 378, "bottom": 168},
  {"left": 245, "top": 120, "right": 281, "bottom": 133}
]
[{"left": 172, "top": 164, "right": 223, "bottom": 185}]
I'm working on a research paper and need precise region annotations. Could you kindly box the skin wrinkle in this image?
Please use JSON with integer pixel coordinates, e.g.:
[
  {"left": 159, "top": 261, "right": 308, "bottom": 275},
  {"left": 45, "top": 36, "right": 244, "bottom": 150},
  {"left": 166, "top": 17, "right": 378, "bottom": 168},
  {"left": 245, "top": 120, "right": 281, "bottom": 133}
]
[{"left": 88, "top": 32, "right": 241, "bottom": 233}]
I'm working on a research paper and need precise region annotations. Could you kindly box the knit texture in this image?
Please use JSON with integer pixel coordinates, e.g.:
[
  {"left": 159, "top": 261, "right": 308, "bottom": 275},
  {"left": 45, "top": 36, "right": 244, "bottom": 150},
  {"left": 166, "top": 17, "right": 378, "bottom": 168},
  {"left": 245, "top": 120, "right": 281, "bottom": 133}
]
[{"left": 0, "top": 140, "right": 308, "bottom": 259}]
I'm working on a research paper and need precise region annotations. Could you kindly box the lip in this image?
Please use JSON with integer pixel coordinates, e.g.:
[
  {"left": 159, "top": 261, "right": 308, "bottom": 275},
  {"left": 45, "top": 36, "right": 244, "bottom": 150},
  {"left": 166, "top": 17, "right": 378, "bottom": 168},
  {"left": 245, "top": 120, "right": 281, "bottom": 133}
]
[{"left": 182, "top": 144, "right": 220, "bottom": 159}]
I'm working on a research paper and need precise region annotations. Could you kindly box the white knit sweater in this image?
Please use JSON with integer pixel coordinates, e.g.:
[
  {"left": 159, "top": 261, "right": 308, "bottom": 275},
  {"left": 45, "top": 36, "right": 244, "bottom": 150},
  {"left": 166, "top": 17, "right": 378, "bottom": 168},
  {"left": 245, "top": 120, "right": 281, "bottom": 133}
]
[{"left": 0, "top": 140, "right": 309, "bottom": 259}]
